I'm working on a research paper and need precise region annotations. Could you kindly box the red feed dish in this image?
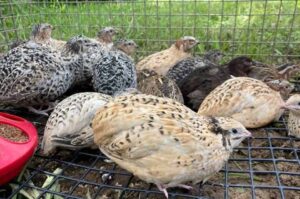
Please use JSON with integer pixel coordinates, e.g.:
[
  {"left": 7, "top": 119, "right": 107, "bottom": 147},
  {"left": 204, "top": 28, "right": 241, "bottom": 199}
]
[{"left": 0, "top": 112, "right": 38, "bottom": 185}]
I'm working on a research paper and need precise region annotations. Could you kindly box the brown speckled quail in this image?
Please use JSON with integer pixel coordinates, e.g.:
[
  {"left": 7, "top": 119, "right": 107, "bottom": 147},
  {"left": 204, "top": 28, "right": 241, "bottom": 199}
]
[
  {"left": 282, "top": 94, "right": 300, "bottom": 138},
  {"left": 136, "top": 36, "right": 199, "bottom": 76},
  {"left": 137, "top": 69, "right": 184, "bottom": 103},
  {"left": 92, "top": 94, "right": 251, "bottom": 198},
  {"left": 198, "top": 77, "right": 285, "bottom": 128}
]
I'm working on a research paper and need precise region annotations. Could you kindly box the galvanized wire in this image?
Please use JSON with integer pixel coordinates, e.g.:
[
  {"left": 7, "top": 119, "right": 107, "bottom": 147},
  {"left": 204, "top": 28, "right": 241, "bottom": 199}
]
[{"left": 0, "top": 0, "right": 299, "bottom": 62}]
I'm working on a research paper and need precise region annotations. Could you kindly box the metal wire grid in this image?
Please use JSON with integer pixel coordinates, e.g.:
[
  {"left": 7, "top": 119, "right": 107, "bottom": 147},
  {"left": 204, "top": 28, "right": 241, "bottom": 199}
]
[
  {"left": 1, "top": 0, "right": 300, "bottom": 62},
  {"left": 0, "top": 107, "right": 299, "bottom": 199}
]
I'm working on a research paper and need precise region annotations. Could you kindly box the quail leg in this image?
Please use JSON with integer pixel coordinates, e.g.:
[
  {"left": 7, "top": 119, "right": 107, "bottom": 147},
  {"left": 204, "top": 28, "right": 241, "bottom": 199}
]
[
  {"left": 177, "top": 184, "right": 193, "bottom": 190},
  {"left": 156, "top": 184, "right": 169, "bottom": 199},
  {"left": 27, "top": 106, "right": 49, "bottom": 116}
]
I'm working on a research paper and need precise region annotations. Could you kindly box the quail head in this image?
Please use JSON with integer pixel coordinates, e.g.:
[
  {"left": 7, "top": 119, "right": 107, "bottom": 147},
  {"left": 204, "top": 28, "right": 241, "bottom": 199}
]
[
  {"left": 96, "top": 27, "right": 118, "bottom": 50},
  {"left": 30, "top": 23, "right": 54, "bottom": 45},
  {"left": 203, "top": 49, "right": 224, "bottom": 65},
  {"left": 113, "top": 39, "right": 138, "bottom": 57},
  {"left": 198, "top": 77, "right": 285, "bottom": 128},
  {"left": 136, "top": 36, "right": 199, "bottom": 76},
  {"left": 282, "top": 94, "right": 300, "bottom": 138},
  {"left": 92, "top": 94, "right": 251, "bottom": 198},
  {"left": 41, "top": 92, "right": 111, "bottom": 155},
  {"left": 227, "top": 56, "right": 253, "bottom": 77}
]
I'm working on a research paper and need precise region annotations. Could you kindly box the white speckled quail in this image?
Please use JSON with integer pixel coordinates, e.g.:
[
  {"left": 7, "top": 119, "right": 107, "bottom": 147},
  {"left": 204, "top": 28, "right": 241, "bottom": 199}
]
[
  {"left": 198, "top": 77, "right": 285, "bottom": 128},
  {"left": 92, "top": 40, "right": 137, "bottom": 96},
  {"left": 282, "top": 94, "right": 300, "bottom": 138},
  {"left": 136, "top": 36, "right": 199, "bottom": 76},
  {"left": 92, "top": 94, "right": 251, "bottom": 198},
  {"left": 0, "top": 40, "right": 84, "bottom": 115},
  {"left": 137, "top": 69, "right": 184, "bottom": 103},
  {"left": 41, "top": 92, "right": 111, "bottom": 155}
]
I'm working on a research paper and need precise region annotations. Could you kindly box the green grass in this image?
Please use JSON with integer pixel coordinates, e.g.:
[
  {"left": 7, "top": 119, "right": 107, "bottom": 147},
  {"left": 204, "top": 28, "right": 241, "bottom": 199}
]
[{"left": 1, "top": 0, "right": 300, "bottom": 63}]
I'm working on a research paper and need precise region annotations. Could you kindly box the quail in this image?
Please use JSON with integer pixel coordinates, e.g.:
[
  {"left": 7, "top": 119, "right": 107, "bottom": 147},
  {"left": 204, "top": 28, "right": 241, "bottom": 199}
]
[
  {"left": 0, "top": 41, "right": 83, "bottom": 115},
  {"left": 166, "top": 49, "right": 224, "bottom": 84},
  {"left": 282, "top": 94, "right": 300, "bottom": 138},
  {"left": 41, "top": 92, "right": 111, "bottom": 155},
  {"left": 198, "top": 77, "right": 285, "bottom": 128},
  {"left": 137, "top": 69, "right": 184, "bottom": 103},
  {"left": 92, "top": 94, "right": 251, "bottom": 198},
  {"left": 136, "top": 36, "right": 199, "bottom": 76},
  {"left": 178, "top": 56, "right": 253, "bottom": 111},
  {"left": 92, "top": 40, "right": 137, "bottom": 96}
]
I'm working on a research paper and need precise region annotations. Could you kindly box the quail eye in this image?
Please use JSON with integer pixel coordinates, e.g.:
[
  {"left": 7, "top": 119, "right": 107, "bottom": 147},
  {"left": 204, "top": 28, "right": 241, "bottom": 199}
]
[
  {"left": 298, "top": 102, "right": 300, "bottom": 106},
  {"left": 232, "top": 129, "right": 238, "bottom": 134}
]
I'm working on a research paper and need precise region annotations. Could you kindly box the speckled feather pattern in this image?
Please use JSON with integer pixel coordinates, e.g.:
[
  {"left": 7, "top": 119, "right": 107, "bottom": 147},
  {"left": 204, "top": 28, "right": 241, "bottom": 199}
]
[
  {"left": 288, "top": 112, "right": 300, "bottom": 138},
  {"left": 198, "top": 77, "right": 285, "bottom": 128},
  {"left": 42, "top": 92, "right": 111, "bottom": 155},
  {"left": 93, "top": 94, "right": 248, "bottom": 188},
  {"left": 92, "top": 50, "right": 137, "bottom": 95},
  {"left": 166, "top": 56, "right": 217, "bottom": 84},
  {"left": 137, "top": 69, "right": 184, "bottom": 103},
  {"left": 0, "top": 42, "right": 79, "bottom": 106}
]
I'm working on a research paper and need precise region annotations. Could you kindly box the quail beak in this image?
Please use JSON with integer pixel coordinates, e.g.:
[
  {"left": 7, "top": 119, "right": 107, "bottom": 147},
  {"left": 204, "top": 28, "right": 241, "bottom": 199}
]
[
  {"left": 244, "top": 130, "right": 252, "bottom": 138},
  {"left": 195, "top": 40, "right": 200, "bottom": 45}
]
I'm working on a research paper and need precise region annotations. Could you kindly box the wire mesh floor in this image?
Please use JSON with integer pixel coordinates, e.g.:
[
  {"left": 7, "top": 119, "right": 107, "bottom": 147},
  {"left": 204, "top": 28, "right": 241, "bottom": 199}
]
[{"left": 0, "top": 105, "right": 299, "bottom": 199}]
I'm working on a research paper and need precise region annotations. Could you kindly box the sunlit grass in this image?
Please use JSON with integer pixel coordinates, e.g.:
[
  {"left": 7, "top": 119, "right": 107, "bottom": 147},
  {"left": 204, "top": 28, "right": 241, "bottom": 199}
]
[{"left": 1, "top": 0, "right": 300, "bottom": 63}]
